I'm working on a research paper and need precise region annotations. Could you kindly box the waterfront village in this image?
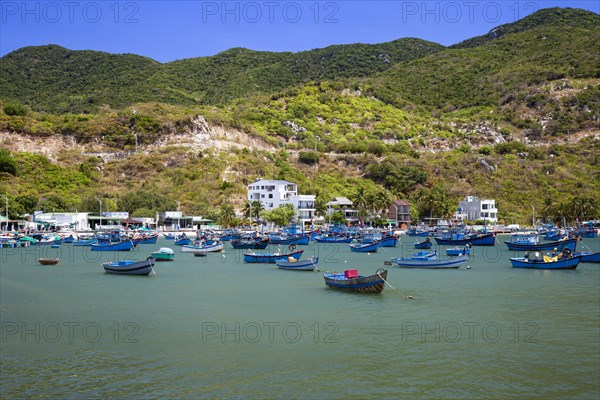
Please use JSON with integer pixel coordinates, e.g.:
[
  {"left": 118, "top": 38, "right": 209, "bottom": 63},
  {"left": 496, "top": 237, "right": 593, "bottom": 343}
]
[{"left": 0, "top": 178, "right": 498, "bottom": 234}]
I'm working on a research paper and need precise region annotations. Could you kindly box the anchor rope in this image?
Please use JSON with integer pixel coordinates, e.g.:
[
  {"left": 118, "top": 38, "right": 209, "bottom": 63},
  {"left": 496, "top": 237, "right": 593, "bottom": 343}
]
[{"left": 377, "top": 271, "right": 415, "bottom": 300}]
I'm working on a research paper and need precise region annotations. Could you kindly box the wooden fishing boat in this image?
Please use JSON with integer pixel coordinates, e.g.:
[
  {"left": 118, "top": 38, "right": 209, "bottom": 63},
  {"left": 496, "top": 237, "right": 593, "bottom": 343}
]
[
  {"left": 269, "top": 233, "right": 310, "bottom": 245},
  {"left": 174, "top": 235, "right": 191, "bottom": 246},
  {"left": 510, "top": 252, "right": 581, "bottom": 270},
  {"left": 38, "top": 258, "right": 59, "bottom": 265},
  {"left": 434, "top": 231, "right": 495, "bottom": 246},
  {"left": 323, "top": 269, "right": 387, "bottom": 293},
  {"left": 505, "top": 236, "right": 577, "bottom": 252},
  {"left": 181, "top": 242, "right": 224, "bottom": 253},
  {"left": 91, "top": 240, "right": 134, "bottom": 251},
  {"left": 391, "top": 251, "right": 468, "bottom": 269},
  {"left": 406, "top": 228, "right": 429, "bottom": 237},
  {"left": 313, "top": 235, "right": 353, "bottom": 243},
  {"left": 133, "top": 235, "right": 158, "bottom": 245},
  {"left": 231, "top": 237, "right": 269, "bottom": 249},
  {"left": 276, "top": 256, "right": 319, "bottom": 271},
  {"left": 378, "top": 236, "right": 398, "bottom": 247},
  {"left": 150, "top": 247, "right": 175, "bottom": 261},
  {"left": 243, "top": 250, "right": 303, "bottom": 263},
  {"left": 414, "top": 238, "right": 432, "bottom": 249},
  {"left": 349, "top": 242, "right": 379, "bottom": 253},
  {"left": 446, "top": 246, "right": 471, "bottom": 256},
  {"left": 572, "top": 251, "right": 600, "bottom": 263},
  {"left": 102, "top": 257, "right": 155, "bottom": 275}
]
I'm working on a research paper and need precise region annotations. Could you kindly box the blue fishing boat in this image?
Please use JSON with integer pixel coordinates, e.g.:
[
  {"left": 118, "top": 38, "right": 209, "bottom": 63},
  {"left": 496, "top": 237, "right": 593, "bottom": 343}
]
[
  {"left": 164, "top": 233, "right": 176, "bottom": 240},
  {"left": 61, "top": 235, "right": 76, "bottom": 244},
  {"left": 379, "top": 236, "right": 398, "bottom": 247},
  {"left": 391, "top": 251, "right": 468, "bottom": 269},
  {"left": 133, "top": 235, "right": 158, "bottom": 245},
  {"left": 91, "top": 240, "right": 134, "bottom": 251},
  {"left": 231, "top": 237, "right": 269, "bottom": 249},
  {"left": 573, "top": 251, "right": 600, "bottom": 263},
  {"left": 544, "top": 229, "right": 564, "bottom": 241},
  {"left": 102, "top": 257, "right": 155, "bottom": 275},
  {"left": 276, "top": 256, "right": 319, "bottom": 271},
  {"left": 269, "top": 233, "right": 310, "bottom": 245},
  {"left": 414, "top": 238, "right": 432, "bottom": 249},
  {"left": 174, "top": 235, "right": 191, "bottom": 246},
  {"left": 510, "top": 252, "right": 581, "bottom": 269},
  {"left": 314, "top": 235, "right": 353, "bottom": 243},
  {"left": 73, "top": 238, "right": 97, "bottom": 246},
  {"left": 243, "top": 250, "right": 303, "bottom": 263},
  {"left": 446, "top": 246, "right": 471, "bottom": 256},
  {"left": 406, "top": 228, "right": 429, "bottom": 237},
  {"left": 505, "top": 236, "right": 577, "bottom": 252},
  {"left": 434, "top": 231, "right": 495, "bottom": 246},
  {"left": 323, "top": 269, "right": 387, "bottom": 293},
  {"left": 349, "top": 242, "right": 379, "bottom": 253}
]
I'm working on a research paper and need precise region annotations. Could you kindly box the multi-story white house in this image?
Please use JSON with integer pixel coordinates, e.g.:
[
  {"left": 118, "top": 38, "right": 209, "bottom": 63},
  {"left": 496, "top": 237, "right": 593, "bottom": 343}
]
[
  {"left": 326, "top": 197, "right": 360, "bottom": 224},
  {"left": 457, "top": 196, "right": 498, "bottom": 223},
  {"left": 247, "top": 179, "right": 316, "bottom": 225}
]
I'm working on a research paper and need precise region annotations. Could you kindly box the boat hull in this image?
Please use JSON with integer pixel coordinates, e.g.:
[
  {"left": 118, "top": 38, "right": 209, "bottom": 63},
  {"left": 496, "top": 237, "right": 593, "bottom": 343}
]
[
  {"left": 276, "top": 257, "right": 319, "bottom": 271},
  {"left": 102, "top": 258, "right": 154, "bottom": 275},
  {"left": 505, "top": 238, "right": 577, "bottom": 252},
  {"left": 349, "top": 242, "right": 379, "bottom": 253},
  {"left": 91, "top": 241, "right": 134, "bottom": 251},
  {"left": 573, "top": 251, "right": 600, "bottom": 263},
  {"left": 323, "top": 269, "right": 387, "bottom": 293},
  {"left": 38, "top": 258, "right": 59, "bottom": 265},
  {"left": 244, "top": 250, "right": 303, "bottom": 263},
  {"left": 379, "top": 237, "right": 398, "bottom": 247},
  {"left": 434, "top": 233, "right": 495, "bottom": 246},
  {"left": 446, "top": 247, "right": 471, "bottom": 256},
  {"left": 231, "top": 239, "right": 269, "bottom": 249},
  {"left": 510, "top": 256, "right": 581, "bottom": 269},
  {"left": 181, "top": 243, "right": 224, "bottom": 253},
  {"left": 414, "top": 240, "right": 432, "bottom": 249},
  {"left": 314, "top": 236, "right": 353, "bottom": 243},
  {"left": 391, "top": 254, "right": 468, "bottom": 269}
]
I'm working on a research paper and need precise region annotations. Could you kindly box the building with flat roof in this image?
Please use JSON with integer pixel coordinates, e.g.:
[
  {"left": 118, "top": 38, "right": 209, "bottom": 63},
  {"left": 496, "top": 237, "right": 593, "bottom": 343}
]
[
  {"left": 457, "top": 196, "right": 498, "bottom": 223},
  {"left": 326, "top": 197, "right": 359, "bottom": 224},
  {"left": 247, "top": 179, "right": 316, "bottom": 226},
  {"left": 388, "top": 200, "right": 411, "bottom": 227}
]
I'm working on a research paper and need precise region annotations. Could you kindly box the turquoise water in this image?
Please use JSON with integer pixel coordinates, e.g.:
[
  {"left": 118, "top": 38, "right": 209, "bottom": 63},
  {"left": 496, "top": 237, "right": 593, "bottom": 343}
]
[{"left": 1, "top": 236, "right": 599, "bottom": 399}]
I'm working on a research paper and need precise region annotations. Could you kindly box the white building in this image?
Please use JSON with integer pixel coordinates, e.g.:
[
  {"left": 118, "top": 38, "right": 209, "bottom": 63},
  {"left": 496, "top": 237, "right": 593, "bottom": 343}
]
[
  {"left": 326, "top": 197, "right": 360, "bottom": 224},
  {"left": 33, "top": 211, "right": 89, "bottom": 230},
  {"left": 457, "top": 196, "right": 498, "bottom": 223},
  {"left": 247, "top": 179, "right": 316, "bottom": 226}
]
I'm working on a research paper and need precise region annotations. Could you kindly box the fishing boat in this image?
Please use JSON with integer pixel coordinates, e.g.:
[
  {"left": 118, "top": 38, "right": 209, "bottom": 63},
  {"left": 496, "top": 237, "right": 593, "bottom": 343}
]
[
  {"left": 406, "top": 228, "right": 429, "bottom": 237},
  {"left": 174, "top": 235, "right": 191, "bottom": 246},
  {"left": 573, "top": 251, "right": 600, "bottom": 263},
  {"left": 510, "top": 251, "right": 581, "bottom": 270},
  {"left": 73, "top": 238, "right": 97, "bottom": 246},
  {"left": 323, "top": 269, "right": 387, "bottom": 293},
  {"left": 505, "top": 235, "right": 577, "bottom": 252},
  {"left": 269, "top": 233, "right": 310, "bottom": 245},
  {"left": 230, "top": 237, "right": 269, "bottom": 249},
  {"left": 243, "top": 250, "right": 303, "bottom": 263},
  {"left": 150, "top": 247, "right": 175, "bottom": 261},
  {"left": 314, "top": 235, "right": 353, "bottom": 244},
  {"left": 349, "top": 242, "right": 379, "bottom": 253},
  {"left": 276, "top": 256, "right": 319, "bottom": 271},
  {"left": 164, "top": 233, "right": 176, "bottom": 240},
  {"left": 378, "top": 236, "right": 398, "bottom": 247},
  {"left": 446, "top": 246, "right": 471, "bottom": 256},
  {"left": 132, "top": 234, "right": 158, "bottom": 245},
  {"left": 434, "top": 231, "right": 495, "bottom": 246},
  {"left": 102, "top": 257, "right": 155, "bottom": 275},
  {"left": 91, "top": 240, "right": 134, "bottom": 251},
  {"left": 390, "top": 251, "right": 468, "bottom": 269},
  {"left": 61, "top": 235, "right": 76, "bottom": 244},
  {"left": 414, "top": 238, "right": 432, "bottom": 249},
  {"left": 38, "top": 258, "right": 59, "bottom": 265},
  {"left": 181, "top": 242, "right": 224, "bottom": 253}
]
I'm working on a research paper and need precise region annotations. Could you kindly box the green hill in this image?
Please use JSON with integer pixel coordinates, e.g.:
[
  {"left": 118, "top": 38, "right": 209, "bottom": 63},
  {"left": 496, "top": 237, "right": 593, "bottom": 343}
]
[{"left": 0, "top": 39, "right": 443, "bottom": 113}]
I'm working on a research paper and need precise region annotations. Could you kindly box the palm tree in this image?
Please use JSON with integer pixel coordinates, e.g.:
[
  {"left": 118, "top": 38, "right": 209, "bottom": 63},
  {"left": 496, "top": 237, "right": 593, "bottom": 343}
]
[
  {"left": 375, "top": 190, "right": 392, "bottom": 216},
  {"left": 251, "top": 200, "right": 264, "bottom": 222},
  {"left": 218, "top": 204, "right": 236, "bottom": 227},
  {"left": 350, "top": 187, "right": 368, "bottom": 226}
]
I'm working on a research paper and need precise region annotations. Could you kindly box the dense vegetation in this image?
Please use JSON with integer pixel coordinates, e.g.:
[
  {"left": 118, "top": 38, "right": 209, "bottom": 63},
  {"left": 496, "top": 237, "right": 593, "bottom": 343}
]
[{"left": 0, "top": 7, "right": 599, "bottom": 225}]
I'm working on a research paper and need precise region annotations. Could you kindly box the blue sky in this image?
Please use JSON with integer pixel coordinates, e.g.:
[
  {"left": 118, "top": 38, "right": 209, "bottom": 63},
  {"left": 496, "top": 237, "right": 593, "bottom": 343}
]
[{"left": 1, "top": 1, "right": 598, "bottom": 62}]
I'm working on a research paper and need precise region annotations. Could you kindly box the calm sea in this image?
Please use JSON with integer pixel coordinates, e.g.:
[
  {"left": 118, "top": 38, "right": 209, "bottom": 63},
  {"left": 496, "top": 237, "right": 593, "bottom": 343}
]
[{"left": 1, "top": 235, "right": 599, "bottom": 399}]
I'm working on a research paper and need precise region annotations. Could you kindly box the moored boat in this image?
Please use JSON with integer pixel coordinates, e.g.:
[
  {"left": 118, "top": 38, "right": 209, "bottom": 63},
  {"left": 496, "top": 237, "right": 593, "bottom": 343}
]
[
  {"left": 414, "top": 238, "right": 432, "bottom": 249},
  {"left": 243, "top": 250, "right": 303, "bottom": 263},
  {"left": 323, "top": 269, "right": 387, "bottom": 293},
  {"left": 38, "top": 258, "right": 59, "bottom": 265},
  {"left": 505, "top": 236, "right": 577, "bottom": 252},
  {"left": 379, "top": 236, "right": 398, "bottom": 247},
  {"left": 181, "top": 242, "right": 224, "bottom": 253},
  {"left": 313, "top": 235, "right": 353, "bottom": 244},
  {"left": 231, "top": 237, "right": 269, "bottom": 249},
  {"left": 91, "top": 240, "right": 134, "bottom": 251},
  {"left": 446, "top": 245, "right": 471, "bottom": 257},
  {"left": 150, "top": 247, "right": 175, "bottom": 261},
  {"left": 391, "top": 251, "right": 468, "bottom": 269},
  {"left": 510, "top": 251, "right": 581, "bottom": 270},
  {"left": 102, "top": 257, "right": 155, "bottom": 275},
  {"left": 573, "top": 251, "right": 600, "bottom": 263},
  {"left": 276, "top": 256, "right": 319, "bottom": 271},
  {"left": 349, "top": 242, "right": 379, "bottom": 253},
  {"left": 434, "top": 231, "right": 495, "bottom": 246}
]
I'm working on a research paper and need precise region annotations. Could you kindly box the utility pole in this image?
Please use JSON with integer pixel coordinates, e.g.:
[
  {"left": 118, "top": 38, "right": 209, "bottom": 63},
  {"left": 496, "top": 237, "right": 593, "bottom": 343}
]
[{"left": 531, "top": 205, "right": 535, "bottom": 228}]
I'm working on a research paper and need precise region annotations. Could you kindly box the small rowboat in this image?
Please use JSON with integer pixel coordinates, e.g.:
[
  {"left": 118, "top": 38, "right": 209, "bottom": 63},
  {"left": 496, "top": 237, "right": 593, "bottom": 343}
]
[
  {"left": 102, "top": 257, "right": 155, "bottom": 275},
  {"left": 378, "top": 236, "right": 398, "bottom": 247},
  {"left": 38, "top": 258, "right": 59, "bottom": 265},
  {"left": 276, "top": 257, "right": 319, "bottom": 271},
  {"left": 391, "top": 251, "right": 468, "bottom": 269},
  {"left": 323, "top": 269, "right": 387, "bottom": 293}
]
